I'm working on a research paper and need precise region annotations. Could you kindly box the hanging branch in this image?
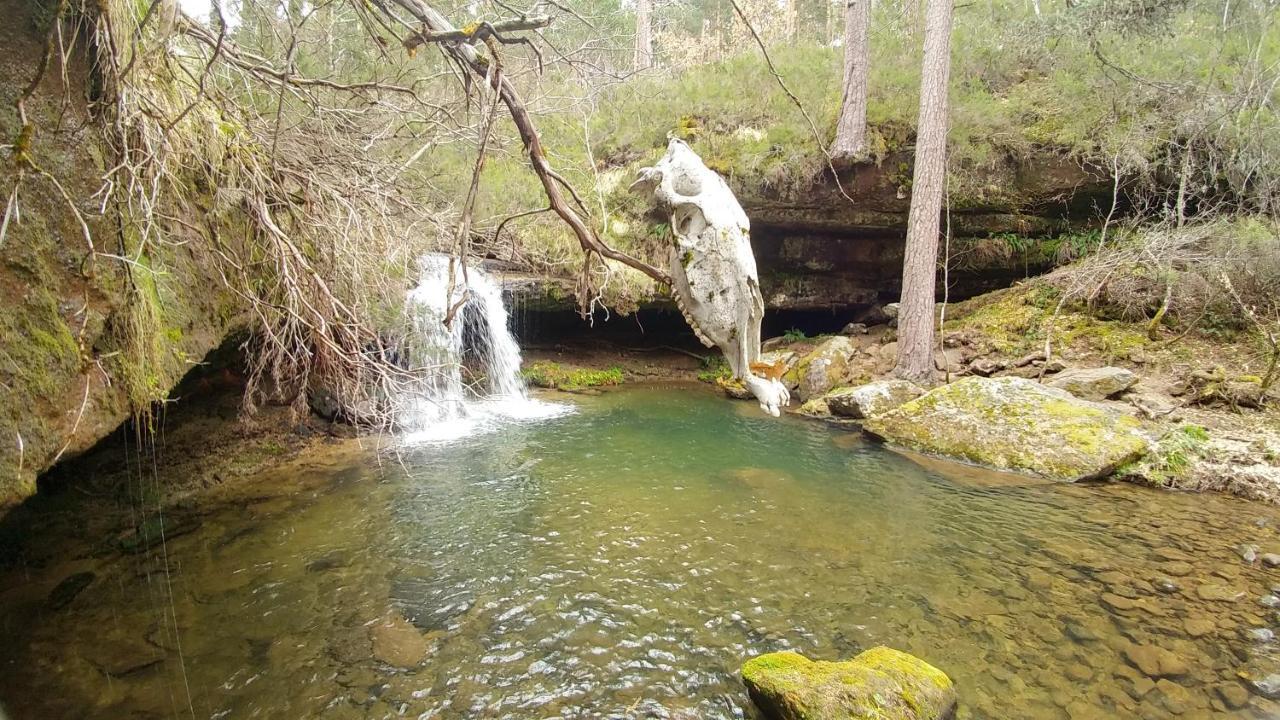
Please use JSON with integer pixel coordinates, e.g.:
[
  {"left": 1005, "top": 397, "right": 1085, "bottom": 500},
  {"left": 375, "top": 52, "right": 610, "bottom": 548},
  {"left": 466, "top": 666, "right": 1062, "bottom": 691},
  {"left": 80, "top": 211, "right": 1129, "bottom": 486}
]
[{"left": 379, "top": 0, "right": 671, "bottom": 293}]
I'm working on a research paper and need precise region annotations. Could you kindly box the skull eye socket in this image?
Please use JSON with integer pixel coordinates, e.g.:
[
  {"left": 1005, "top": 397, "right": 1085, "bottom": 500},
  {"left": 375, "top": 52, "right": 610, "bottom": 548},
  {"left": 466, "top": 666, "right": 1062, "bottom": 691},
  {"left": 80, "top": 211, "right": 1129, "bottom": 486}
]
[{"left": 673, "top": 206, "right": 707, "bottom": 237}]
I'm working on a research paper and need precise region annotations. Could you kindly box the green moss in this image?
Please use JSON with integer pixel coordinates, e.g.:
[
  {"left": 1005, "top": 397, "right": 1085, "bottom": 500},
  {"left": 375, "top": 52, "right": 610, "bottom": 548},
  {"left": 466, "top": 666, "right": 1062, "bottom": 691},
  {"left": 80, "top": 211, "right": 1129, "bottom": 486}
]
[
  {"left": 1120, "top": 424, "right": 1211, "bottom": 487},
  {"left": 742, "top": 648, "right": 955, "bottom": 720},
  {"left": 697, "top": 356, "right": 732, "bottom": 384},
  {"left": 522, "top": 361, "right": 624, "bottom": 390},
  {"left": 866, "top": 377, "right": 1149, "bottom": 481}
]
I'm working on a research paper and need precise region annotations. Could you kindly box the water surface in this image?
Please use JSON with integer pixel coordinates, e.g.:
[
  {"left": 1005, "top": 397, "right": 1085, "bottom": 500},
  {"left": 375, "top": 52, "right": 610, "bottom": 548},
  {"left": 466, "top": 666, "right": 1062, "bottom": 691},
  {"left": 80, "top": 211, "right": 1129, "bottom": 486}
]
[{"left": 3, "top": 384, "right": 1280, "bottom": 719}]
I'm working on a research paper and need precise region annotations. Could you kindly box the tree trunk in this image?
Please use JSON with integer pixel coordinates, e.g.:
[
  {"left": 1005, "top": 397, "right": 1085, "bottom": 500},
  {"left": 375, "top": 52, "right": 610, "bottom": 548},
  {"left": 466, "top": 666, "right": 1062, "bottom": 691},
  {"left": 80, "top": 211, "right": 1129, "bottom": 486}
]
[
  {"left": 634, "top": 0, "right": 653, "bottom": 70},
  {"left": 832, "top": 0, "right": 870, "bottom": 159},
  {"left": 894, "top": 0, "right": 953, "bottom": 384}
]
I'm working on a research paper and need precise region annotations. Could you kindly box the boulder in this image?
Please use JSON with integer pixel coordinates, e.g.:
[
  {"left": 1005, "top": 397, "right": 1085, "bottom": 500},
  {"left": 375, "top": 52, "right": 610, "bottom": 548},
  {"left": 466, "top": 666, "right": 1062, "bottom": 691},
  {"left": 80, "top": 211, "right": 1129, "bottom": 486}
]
[
  {"left": 862, "top": 377, "right": 1149, "bottom": 481},
  {"left": 826, "top": 380, "right": 925, "bottom": 420},
  {"left": 789, "top": 337, "right": 858, "bottom": 402},
  {"left": 968, "top": 357, "right": 1005, "bottom": 377},
  {"left": 741, "top": 647, "right": 956, "bottom": 720},
  {"left": 1048, "top": 366, "right": 1138, "bottom": 400},
  {"left": 841, "top": 322, "right": 868, "bottom": 335}
]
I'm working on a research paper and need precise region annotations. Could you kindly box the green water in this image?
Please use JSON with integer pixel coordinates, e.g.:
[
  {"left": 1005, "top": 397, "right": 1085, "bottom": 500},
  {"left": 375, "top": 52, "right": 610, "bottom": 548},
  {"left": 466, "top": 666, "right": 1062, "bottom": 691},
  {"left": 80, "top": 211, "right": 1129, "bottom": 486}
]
[{"left": 3, "top": 384, "right": 1280, "bottom": 718}]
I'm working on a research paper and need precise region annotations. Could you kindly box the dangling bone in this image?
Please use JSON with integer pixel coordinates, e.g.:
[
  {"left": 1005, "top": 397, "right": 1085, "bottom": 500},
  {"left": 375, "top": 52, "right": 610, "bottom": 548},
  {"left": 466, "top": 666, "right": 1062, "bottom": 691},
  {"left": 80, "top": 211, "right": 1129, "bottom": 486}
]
[{"left": 631, "top": 138, "right": 790, "bottom": 416}]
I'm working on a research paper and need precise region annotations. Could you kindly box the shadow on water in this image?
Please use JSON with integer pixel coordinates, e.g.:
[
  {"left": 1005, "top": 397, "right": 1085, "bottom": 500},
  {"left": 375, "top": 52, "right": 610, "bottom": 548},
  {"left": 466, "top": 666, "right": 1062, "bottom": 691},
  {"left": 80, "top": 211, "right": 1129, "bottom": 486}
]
[{"left": 3, "top": 384, "right": 1280, "bottom": 718}]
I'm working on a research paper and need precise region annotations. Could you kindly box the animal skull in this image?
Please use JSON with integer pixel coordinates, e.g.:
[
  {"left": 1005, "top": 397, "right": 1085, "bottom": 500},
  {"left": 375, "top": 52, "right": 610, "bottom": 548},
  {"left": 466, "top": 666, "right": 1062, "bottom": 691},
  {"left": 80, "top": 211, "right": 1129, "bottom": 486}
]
[{"left": 632, "top": 138, "right": 790, "bottom": 416}]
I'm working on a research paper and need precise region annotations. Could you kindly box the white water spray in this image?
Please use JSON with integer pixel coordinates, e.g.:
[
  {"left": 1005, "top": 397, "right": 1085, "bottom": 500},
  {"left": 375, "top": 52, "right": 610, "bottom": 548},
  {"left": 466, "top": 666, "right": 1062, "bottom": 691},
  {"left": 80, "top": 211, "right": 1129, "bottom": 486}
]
[{"left": 398, "top": 255, "right": 569, "bottom": 443}]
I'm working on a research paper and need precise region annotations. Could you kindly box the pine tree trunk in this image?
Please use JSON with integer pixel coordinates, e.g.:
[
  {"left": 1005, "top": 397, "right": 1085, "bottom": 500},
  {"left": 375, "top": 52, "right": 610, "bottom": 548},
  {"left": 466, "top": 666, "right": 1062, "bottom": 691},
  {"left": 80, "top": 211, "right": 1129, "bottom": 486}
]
[
  {"left": 634, "top": 0, "right": 653, "bottom": 70},
  {"left": 832, "top": 0, "right": 870, "bottom": 159},
  {"left": 894, "top": 0, "right": 953, "bottom": 384}
]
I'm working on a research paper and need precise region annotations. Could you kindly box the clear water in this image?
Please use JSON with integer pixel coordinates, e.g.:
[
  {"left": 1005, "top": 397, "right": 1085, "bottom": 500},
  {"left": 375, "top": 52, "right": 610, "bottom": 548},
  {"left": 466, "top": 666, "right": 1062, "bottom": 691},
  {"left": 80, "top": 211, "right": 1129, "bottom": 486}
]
[{"left": 3, "top": 385, "right": 1280, "bottom": 719}]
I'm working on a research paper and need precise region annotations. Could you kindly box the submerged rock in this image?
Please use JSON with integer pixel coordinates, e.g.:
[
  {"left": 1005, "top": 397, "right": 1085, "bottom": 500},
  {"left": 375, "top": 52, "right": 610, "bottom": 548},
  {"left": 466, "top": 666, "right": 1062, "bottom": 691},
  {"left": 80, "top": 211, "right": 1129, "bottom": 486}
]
[
  {"left": 826, "top": 380, "right": 925, "bottom": 420},
  {"left": 861, "top": 377, "right": 1148, "bottom": 482},
  {"left": 47, "top": 571, "right": 95, "bottom": 610},
  {"left": 741, "top": 647, "right": 956, "bottom": 720},
  {"left": 1048, "top": 366, "right": 1138, "bottom": 400}
]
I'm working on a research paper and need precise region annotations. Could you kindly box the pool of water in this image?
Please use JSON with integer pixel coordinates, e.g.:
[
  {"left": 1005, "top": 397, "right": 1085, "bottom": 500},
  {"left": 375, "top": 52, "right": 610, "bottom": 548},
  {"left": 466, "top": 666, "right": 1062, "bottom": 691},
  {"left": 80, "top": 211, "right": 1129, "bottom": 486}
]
[{"left": 4, "top": 384, "right": 1280, "bottom": 719}]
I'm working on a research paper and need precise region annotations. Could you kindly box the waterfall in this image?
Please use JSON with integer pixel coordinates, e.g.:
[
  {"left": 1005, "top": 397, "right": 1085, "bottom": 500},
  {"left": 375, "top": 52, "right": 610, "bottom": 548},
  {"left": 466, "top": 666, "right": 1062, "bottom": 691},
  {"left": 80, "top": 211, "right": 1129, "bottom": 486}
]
[{"left": 397, "top": 254, "right": 569, "bottom": 443}]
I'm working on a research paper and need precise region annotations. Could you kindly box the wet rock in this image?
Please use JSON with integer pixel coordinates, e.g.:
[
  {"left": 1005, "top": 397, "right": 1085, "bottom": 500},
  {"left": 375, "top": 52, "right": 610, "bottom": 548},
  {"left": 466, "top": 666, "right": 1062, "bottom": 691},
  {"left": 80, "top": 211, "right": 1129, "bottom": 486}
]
[
  {"left": 1215, "top": 682, "right": 1250, "bottom": 709},
  {"left": 825, "top": 380, "right": 925, "bottom": 420},
  {"left": 796, "top": 397, "right": 833, "bottom": 419},
  {"left": 1047, "top": 366, "right": 1139, "bottom": 401},
  {"left": 1065, "top": 620, "right": 1104, "bottom": 642},
  {"left": 84, "top": 635, "right": 166, "bottom": 677},
  {"left": 1122, "top": 643, "right": 1189, "bottom": 678},
  {"left": 47, "top": 571, "right": 95, "bottom": 610},
  {"left": 1154, "top": 547, "right": 1193, "bottom": 562},
  {"left": 1066, "top": 663, "right": 1093, "bottom": 682},
  {"left": 1197, "top": 584, "right": 1245, "bottom": 602},
  {"left": 862, "top": 377, "right": 1149, "bottom": 482},
  {"left": 1101, "top": 593, "right": 1141, "bottom": 612},
  {"left": 1246, "top": 627, "right": 1275, "bottom": 643},
  {"left": 1160, "top": 561, "right": 1194, "bottom": 577},
  {"left": 1241, "top": 544, "right": 1260, "bottom": 563},
  {"left": 306, "top": 552, "right": 346, "bottom": 573},
  {"left": 1126, "top": 675, "right": 1156, "bottom": 700},
  {"left": 1183, "top": 616, "right": 1215, "bottom": 637},
  {"left": 1155, "top": 678, "right": 1192, "bottom": 714},
  {"left": 1243, "top": 672, "right": 1280, "bottom": 699},
  {"left": 1153, "top": 578, "right": 1180, "bottom": 593},
  {"left": 741, "top": 647, "right": 955, "bottom": 720},
  {"left": 1264, "top": 554, "right": 1280, "bottom": 567},
  {"left": 370, "top": 611, "right": 431, "bottom": 668}
]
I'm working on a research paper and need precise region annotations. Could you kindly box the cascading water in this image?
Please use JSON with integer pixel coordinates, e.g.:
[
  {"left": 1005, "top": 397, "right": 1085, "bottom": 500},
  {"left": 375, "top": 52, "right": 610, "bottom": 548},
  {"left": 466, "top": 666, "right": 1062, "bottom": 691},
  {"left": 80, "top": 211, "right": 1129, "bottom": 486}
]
[{"left": 398, "top": 254, "right": 569, "bottom": 443}]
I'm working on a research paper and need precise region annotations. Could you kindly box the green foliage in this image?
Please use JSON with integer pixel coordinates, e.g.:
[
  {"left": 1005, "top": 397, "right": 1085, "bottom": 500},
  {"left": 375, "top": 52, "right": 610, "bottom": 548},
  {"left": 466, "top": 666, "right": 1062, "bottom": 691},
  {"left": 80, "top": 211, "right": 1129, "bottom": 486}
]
[
  {"left": 1120, "top": 424, "right": 1212, "bottom": 486},
  {"left": 522, "top": 361, "right": 624, "bottom": 390},
  {"left": 697, "top": 355, "right": 732, "bottom": 383},
  {"left": 782, "top": 328, "right": 808, "bottom": 343}
]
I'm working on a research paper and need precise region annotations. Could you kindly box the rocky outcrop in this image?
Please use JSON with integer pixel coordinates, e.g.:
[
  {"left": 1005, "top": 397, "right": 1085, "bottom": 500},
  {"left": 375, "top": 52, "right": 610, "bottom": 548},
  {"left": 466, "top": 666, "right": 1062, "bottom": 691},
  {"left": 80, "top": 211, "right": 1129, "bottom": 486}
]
[
  {"left": 1048, "top": 366, "right": 1138, "bottom": 401},
  {"left": 0, "top": 0, "right": 239, "bottom": 508},
  {"left": 741, "top": 647, "right": 957, "bottom": 720},
  {"left": 786, "top": 337, "right": 866, "bottom": 402},
  {"left": 740, "top": 151, "right": 1111, "bottom": 311},
  {"left": 826, "top": 380, "right": 925, "bottom": 419},
  {"left": 505, "top": 150, "right": 1111, "bottom": 315},
  {"left": 862, "top": 377, "right": 1149, "bottom": 481}
]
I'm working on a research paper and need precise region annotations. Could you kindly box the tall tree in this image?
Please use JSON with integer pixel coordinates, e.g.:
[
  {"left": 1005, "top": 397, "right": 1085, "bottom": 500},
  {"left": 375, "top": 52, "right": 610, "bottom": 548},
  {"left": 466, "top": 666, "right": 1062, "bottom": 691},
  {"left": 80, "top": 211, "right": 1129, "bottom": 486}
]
[
  {"left": 634, "top": 0, "right": 654, "bottom": 70},
  {"left": 894, "top": 0, "right": 953, "bottom": 383},
  {"left": 832, "top": 0, "right": 870, "bottom": 159}
]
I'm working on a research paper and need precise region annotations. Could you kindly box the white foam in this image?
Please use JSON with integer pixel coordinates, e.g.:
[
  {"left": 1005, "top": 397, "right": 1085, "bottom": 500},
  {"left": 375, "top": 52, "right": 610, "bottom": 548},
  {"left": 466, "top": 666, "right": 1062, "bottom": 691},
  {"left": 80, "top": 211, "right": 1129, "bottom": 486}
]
[{"left": 396, "top": 255, "right": 572, "bottom": 445}]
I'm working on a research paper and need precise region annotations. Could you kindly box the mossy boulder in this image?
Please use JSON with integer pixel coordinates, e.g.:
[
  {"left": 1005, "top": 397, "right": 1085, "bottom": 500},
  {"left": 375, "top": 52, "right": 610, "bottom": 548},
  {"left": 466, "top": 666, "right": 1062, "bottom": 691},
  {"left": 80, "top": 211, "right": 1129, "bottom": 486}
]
[
  {"left": 862, "top": 377, "right": 1149, "bottom": 481},
  {"left": 741, "top": 647, "right": 956, "bottom": 720},
  {"left": 788, "top": 336, "right": 857, "bottom": 402},
  {"left": 826, "top": 380, "right": 925, "bottom": 419}
]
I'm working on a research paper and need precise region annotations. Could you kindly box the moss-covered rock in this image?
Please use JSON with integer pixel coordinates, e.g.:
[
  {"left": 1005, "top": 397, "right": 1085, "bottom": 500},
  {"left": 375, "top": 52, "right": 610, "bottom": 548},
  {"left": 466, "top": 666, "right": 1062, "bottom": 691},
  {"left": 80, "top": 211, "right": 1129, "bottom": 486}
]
[
  {"left": 522, "top": 361, "right": 623, "bottom": 390},
  {"left": 862, "top": 377, "right": 1149, "bottom": 481},
  {"left": 788, "top": 336, "right": 858, "bottom": 402},
  {"left": 826, "top": 380, "right": 925, "bottom": 419},
  {"left": 741, "top": 647, "right": 957, "bottom": 720}
]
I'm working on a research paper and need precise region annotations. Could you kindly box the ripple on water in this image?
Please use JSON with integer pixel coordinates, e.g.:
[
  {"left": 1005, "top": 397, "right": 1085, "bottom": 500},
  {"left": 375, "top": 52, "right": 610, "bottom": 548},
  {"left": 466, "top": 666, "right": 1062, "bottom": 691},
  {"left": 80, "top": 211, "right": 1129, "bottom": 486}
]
[{"left": 3, "top": 386, "right": 1280, "bottom": 719}]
